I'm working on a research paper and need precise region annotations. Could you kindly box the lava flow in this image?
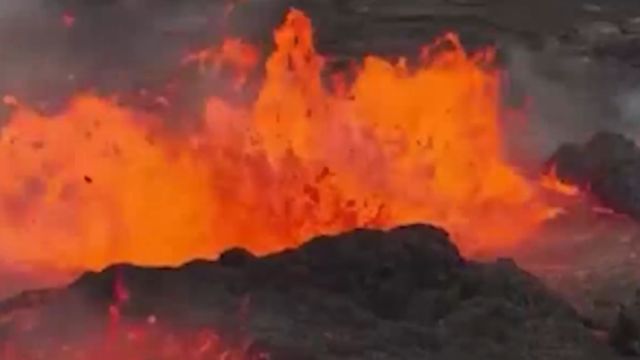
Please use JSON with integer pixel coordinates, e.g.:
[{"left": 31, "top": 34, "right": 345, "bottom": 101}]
[
  {"left": 0, "top": 9, "right": 559, "bottom": 277},
  {"left": 0, "top": 277, "right": 262, "bottom": 360}
]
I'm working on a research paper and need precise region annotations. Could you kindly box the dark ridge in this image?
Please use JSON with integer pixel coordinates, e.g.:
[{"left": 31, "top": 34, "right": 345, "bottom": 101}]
[{"left": 0, "top": 223, "right": 622, "bottom": 359}]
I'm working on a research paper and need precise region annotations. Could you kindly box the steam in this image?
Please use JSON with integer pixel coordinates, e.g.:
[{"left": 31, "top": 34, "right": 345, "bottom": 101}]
[
  {"left": 0, "top": 0, "right": 302, "bottom": 298},
  {"left": 615, "top": 85, "right": 640, "bottom": 126},
  {"left": 0, "top": 0, "right": 287, "bottom": 117},
  {"left": 500, "top": 40, "right": 640, "bottom": 169},
  {"left": 0, "top": 0, "right": 213, "bottom": 297},
  {"left": 0, "top": 0, "right": 67, "bottom": 111}
]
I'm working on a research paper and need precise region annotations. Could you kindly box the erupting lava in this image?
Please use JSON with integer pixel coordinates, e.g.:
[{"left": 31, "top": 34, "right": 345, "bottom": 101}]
[{"left": 0, "top": 9, "right": 557, "bottom": 276}]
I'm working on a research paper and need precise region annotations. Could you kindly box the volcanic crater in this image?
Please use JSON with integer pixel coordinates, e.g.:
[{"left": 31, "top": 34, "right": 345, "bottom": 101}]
[{"left": 3, "top": 0, "right": 640, "bottom": 359}]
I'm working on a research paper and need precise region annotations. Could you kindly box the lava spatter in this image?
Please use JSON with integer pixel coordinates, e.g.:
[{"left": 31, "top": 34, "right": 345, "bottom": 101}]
[{"left": 0, "top": 9, "right": 556, "bottom": 275}]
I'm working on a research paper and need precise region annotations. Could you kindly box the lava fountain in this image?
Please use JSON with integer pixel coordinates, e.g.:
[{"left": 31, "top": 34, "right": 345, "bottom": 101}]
[{"left": 0, "top": 9, "right": 557, "bottom": 277}]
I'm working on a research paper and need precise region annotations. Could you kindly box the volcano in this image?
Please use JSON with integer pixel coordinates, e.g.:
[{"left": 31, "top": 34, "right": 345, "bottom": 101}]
[
  {"left": 0, "top": 8, "right": 554, "bottom": 276},
  {"left": 4, "top": 0, "right": 640, "bottom": 359}
]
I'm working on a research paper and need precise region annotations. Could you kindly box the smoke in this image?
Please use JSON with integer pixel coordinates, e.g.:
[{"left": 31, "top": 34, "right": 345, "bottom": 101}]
[
  {"left": 499, "top": 39, "right": 640, "bottom": 303},
  {"left": 0, "top": 0, "right": 66, "bottom": 110},
  {"left": 500, "top": 39, "right": 640, "bottom": 169},
  {"left": 0, "top": 0, "right": 288, "bottom": 119},
  {"left": 615, "top": 85, "right": 640, "bottom": 126},
  {"left": 3, "top": 4, "right": 638, "bottom": 164},
  {"left": 0, "top": 0, "right": 180, "bottom": 107},
  {"left": 0, "top": 1, "right": 217, "bottom": 296},
  {"left": 0, "top": 0, "right": 288, "bottom": 298}
]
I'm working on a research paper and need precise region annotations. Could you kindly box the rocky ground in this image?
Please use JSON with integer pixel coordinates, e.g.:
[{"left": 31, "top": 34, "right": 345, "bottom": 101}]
[
  {"left": 0, "top": 225, "right": 626, "bottom": 359},
  {"left": 550, "top": 131, "right": 640, "bottom": 218}
]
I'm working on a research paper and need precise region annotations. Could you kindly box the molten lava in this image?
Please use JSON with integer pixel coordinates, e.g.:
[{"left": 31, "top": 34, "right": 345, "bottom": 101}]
[
  {"left": 0, "top": 9, "right": 556, "bottom": 276},
  {"left": 1, "top": 278, "right": 261, "bottom": 360},
  {"left": 541, "top": 166, "right": 580, "bottom": 197}
]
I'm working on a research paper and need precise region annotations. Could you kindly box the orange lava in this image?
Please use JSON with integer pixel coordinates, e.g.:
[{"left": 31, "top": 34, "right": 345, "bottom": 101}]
[
  {"left": 541, "top": 166, "right": 580, "bottom": 196},
  {"left": 0, "top": 9, "right": 557, "bottom": 274}
]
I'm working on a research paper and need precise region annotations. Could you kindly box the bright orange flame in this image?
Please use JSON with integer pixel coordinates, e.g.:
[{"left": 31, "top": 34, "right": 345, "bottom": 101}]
[
  {"left": 0, "top": 97, "right": 217, "bottom": 268},
  {"left": 0, "top": 9, "right": 555, "bottom": 273}
]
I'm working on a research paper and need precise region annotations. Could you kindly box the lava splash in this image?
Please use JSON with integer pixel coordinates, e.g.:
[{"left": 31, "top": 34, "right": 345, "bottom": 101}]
[{"left": 0, "top": 9, "right": 555, "bottom": 275}]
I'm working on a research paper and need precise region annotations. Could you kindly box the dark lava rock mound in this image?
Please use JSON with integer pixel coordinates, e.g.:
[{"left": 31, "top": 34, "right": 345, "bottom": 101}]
[
  {"left": 549, "top": 131, "right": 640, "bottom": 218},
  {"left": 0, "top": 224, "right": 621, "bottom": 359}
]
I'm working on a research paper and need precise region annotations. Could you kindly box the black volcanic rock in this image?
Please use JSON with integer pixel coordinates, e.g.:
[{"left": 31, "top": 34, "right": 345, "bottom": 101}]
[
  {"left": 0, "top": 224, "right": 621, "bottom": 359},
  {"left": 609, "top": 290, "right": 640, "bottom": 356},
  {"left": 220, "top": 247, "right": 257, "bottom": 268},
  {"left": 548, "top": 131, "right": 640, "bottom": 218},
  {"left": 611, "top": 305, "right": 640, "bottom": 355}
]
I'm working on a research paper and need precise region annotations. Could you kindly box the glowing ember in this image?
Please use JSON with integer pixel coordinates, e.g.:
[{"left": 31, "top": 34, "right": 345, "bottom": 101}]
[
  {"left": 183, "top": 38, "right": 260, "bottom": 88},
  {"left": 0, "top": 9, "right": 557, "bottom": 274},
  {"left": 61, "top": 12, "right": 76, "bottom": 29}
]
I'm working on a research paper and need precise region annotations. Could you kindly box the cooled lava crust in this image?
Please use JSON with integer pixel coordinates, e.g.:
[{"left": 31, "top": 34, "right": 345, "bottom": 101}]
[{"left": 0, "top": 224, "right": 623, "bottom": 359}]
